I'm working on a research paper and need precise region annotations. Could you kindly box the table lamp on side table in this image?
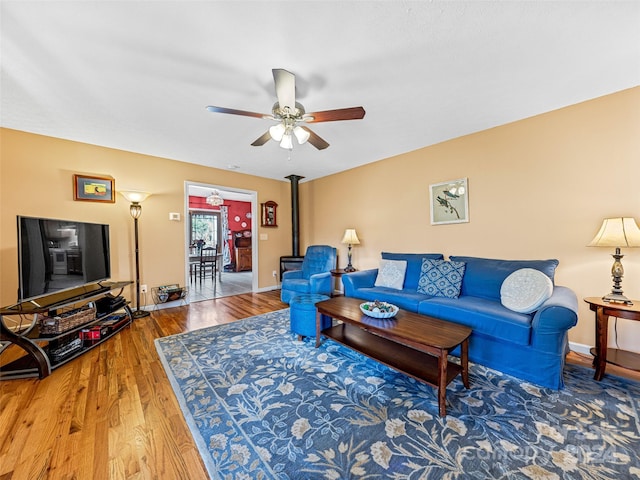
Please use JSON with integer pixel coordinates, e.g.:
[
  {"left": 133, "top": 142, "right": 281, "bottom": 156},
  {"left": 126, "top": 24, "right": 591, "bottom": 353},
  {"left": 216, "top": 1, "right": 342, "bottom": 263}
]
[
  {"left": 588, "top": 217, "right": 640, "bottom": 305},
  {"left": 341, "top": 229, "right": 360, "bottom": 273}
]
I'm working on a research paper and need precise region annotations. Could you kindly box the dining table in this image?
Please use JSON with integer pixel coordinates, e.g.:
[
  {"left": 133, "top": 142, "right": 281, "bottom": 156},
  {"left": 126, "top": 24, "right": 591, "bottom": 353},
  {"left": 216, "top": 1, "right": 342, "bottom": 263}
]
[{"left": 189, "top": 253, "right": 223, "bottom": 282}]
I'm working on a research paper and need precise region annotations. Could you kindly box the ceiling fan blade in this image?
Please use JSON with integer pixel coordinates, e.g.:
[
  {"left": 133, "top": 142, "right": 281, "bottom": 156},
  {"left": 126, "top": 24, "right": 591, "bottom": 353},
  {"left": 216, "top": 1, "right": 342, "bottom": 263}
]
[
  {"left": 272, "top": 69, "right": 296, "bottom": 110},
  {"left": 206, "top": 105, "right": 272, "bottom": 119},
  {"left": 303, "top": 106, "right": 366, "bottom": 123},
  {"left": 251, "top": 131, "right": 272, "bottom": 146},
  {"left": 301, "top": 126, "right": 329, "bottom": 150}
]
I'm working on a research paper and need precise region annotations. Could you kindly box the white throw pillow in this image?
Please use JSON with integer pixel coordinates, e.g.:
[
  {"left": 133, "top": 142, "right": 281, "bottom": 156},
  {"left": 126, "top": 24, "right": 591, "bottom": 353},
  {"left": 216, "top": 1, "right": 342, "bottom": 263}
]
[
  {"left": 374, "top": 259, "right": 407, "bottom": 290},
  {"left": 500, "top": 268, "right": 553, "bottom": 313}
]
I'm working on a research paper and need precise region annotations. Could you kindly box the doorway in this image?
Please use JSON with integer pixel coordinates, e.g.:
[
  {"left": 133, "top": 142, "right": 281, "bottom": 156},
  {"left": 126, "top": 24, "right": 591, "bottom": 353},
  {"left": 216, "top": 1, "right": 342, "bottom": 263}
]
[{"left": 185, "top": 182, "right": 258, "bottom": 301}]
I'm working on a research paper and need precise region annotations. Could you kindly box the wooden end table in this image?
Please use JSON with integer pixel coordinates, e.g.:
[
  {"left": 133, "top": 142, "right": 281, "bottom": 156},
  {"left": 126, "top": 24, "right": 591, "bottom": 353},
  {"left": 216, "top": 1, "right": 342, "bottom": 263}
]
[
  {"left": 584, "top": 297, "right": 640, "bottom": 381},
  {"left": 315, "top": 296, "right": 471, "bottom": 416},
  {"left": 330, "top": 268, "right": 355, "bottom": 297}
]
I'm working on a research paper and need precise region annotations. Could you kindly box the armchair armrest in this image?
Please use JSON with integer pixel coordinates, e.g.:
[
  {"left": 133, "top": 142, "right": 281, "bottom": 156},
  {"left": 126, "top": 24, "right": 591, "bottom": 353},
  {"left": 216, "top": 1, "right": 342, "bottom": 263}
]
[
  {"left": 282, "top": 269, "right": 304, "bottom": 281},
  {"left": 530, "top": 286, "right": 578, "bottom": 352},
  {"left": 342, "top": 269, "right": 378, "bottom": 297},
  {"left": 309, "top": 272, "right": 332, "bottom": 296}
]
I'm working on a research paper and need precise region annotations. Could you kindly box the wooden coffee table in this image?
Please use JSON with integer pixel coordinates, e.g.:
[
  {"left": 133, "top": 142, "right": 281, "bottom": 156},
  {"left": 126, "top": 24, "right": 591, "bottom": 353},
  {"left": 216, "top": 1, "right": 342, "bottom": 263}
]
[{"left": 315, "top": 296, "right": 471, "bottom": 416}]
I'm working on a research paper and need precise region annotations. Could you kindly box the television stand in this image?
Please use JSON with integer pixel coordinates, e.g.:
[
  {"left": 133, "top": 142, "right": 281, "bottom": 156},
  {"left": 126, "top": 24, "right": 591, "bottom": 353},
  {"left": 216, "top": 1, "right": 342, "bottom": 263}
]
[{"left": 0, "top": 281, "right": 133, "bottom": 380}]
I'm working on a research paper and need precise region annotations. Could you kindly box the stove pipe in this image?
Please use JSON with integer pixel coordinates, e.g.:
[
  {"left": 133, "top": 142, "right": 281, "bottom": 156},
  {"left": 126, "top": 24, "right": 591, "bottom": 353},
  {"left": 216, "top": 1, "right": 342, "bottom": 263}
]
[{"left": 285, "top": 174, "right": 304, "bottom": 256}]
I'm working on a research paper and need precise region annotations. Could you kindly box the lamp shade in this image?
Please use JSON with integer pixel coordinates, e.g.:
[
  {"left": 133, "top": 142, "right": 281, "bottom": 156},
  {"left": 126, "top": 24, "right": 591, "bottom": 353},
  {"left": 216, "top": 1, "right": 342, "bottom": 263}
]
[
  {"left": 120, "top": 190, "right": 151, "bottom": 204},
  {"left": 269, "top": 123, "right": 285, "bottom": 142},
  {"left": 588, "top": 217, "right": 640, "bottom": 248},
  {"left": 341, "top": 229, "right": 360, "bottom": 245},
  {"left": 280, "top": 133, "right": 293, "bottom": 150},
  {"left": 293, "top": 126, "right": 310, "bottom": 144}
]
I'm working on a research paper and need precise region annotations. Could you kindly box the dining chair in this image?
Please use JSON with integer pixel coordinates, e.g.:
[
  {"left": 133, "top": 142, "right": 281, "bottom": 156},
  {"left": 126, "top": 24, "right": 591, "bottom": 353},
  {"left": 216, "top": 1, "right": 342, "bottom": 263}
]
[
  {"left": 189, "top": 255, "right": 200, "bottom": 282},
  {"left": 199, "top": 246, "right": 218, "bottom": 284}
]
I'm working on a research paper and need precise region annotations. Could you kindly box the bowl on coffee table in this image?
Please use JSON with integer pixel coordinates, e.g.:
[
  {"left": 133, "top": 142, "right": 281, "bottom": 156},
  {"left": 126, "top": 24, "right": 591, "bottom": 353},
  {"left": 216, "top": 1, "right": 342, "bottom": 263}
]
[{"left": 360, "top": 301, "right": 399, "bottom": 319}]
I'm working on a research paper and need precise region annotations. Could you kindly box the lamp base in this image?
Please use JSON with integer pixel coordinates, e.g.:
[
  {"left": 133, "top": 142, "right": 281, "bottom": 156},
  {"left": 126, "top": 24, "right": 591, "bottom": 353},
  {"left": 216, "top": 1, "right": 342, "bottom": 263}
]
[
  {"left": 344, "top": 266, "right": 356, "bottom": 273},
  {"left": 132, "top": 309, "right": 151, "bottom": 319},
  {"left": 602, "top": 292, "right": 633, "bottom": 305}
]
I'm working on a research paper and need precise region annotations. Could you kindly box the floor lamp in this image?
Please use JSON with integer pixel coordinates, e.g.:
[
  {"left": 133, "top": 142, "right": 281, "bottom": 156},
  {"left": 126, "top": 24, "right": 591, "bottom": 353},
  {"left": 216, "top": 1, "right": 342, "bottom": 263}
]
[{"left": 120, "top": 190, "right": 151, "bottom": 319}]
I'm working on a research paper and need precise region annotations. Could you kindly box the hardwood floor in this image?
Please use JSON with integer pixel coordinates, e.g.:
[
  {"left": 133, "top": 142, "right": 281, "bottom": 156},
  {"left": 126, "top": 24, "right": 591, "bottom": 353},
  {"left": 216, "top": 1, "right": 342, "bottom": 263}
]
[
  {"left": 2, "top": 290, "right": 638, "bottom": 480},
  {"left": 187, "top": 271, "right": 254, "bottom": 302},
  {"left": 0, "top": 290, "right": 287, "bottom": 480}
]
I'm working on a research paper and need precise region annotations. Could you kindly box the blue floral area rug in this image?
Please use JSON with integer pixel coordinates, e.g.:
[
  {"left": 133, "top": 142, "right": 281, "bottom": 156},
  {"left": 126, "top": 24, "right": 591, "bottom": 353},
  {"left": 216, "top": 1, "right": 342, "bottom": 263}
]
[{"left": 155, "top": 309, "right": 640, "bottom": 479}]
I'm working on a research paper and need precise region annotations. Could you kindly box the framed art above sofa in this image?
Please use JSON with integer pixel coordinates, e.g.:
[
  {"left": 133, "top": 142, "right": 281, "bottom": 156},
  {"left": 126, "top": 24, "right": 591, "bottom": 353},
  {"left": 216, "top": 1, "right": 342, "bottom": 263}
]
[{"left": 430, "top": 177, "right": 469, "bottom": 225}]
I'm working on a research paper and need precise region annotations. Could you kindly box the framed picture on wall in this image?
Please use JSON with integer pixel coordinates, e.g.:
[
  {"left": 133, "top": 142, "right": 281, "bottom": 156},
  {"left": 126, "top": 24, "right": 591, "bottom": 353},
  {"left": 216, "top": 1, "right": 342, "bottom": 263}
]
[
  {"left": 261, "top": 201, "right": 278, "bottom": 227},
  {"left": 429, "top": 178, "right": 469, "bottom": 225},
  {"left": 73, "top": 174, "right": 115, "bottom": 203}
]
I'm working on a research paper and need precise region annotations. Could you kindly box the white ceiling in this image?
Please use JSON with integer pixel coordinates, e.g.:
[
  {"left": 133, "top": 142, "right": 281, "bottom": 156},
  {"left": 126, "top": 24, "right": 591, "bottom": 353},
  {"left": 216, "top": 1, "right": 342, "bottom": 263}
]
[{"left": 2, "top": 1, "right": 639, "bottom": 182}]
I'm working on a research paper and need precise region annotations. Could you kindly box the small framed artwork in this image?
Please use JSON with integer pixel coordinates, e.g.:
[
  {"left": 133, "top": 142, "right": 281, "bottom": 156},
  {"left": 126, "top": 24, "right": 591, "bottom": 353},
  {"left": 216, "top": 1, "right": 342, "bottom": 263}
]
[
  {"left": 73, "top": 174, "right": 115, "bottom": 203},
  {"left": 430, "top": 178, "right": 469, "bottom": 225}
]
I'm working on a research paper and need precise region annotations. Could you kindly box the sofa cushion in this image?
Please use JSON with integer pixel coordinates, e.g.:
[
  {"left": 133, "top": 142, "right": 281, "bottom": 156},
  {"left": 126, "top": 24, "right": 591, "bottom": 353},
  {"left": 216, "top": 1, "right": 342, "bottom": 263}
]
[
  {"left": 417, "top": 259, "right": 466, "bottom": 298},
  {"left": 374, "top": 259, "right": 407, "bottom": 290},
  {"left": 417, "top": 296, "right": 532, "bottom": 345},
  {"left": 381, "top": 252, "right": 444, "bottom": 290},
  {"left": 449, "top": 256, "right": 558, "bottom": 302},
  {"left": 500, "top": 268, "right": 553, "bottom": 313}
]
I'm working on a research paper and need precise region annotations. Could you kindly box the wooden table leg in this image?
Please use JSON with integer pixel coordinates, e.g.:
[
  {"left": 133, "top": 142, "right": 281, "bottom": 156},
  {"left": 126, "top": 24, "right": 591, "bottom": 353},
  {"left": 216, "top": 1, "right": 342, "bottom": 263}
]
[
  {"left": 315, "top": 310, "right": 322, "bottom": 348},
  {"left": 460, "top": 339, "right": 469, "bottom": 389},
  {"left": 594, "top": 306, "right": 608, "bottom": 381},
  {"left": 438, "top": 349, "right": 448, "bottom": 417}
]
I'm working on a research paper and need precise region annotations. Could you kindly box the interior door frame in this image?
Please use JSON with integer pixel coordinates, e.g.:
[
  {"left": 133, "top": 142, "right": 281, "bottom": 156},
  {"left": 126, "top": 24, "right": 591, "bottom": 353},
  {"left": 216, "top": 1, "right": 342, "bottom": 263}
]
[{"left": 184, "top": 181, "right": 258, "bottom": 295}]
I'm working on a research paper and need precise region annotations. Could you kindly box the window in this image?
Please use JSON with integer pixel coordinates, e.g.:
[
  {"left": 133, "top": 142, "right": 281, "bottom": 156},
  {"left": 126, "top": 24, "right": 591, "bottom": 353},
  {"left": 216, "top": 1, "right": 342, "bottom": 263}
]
[{"left": 190, "top": 211, "right": 221, "bottom": 248}]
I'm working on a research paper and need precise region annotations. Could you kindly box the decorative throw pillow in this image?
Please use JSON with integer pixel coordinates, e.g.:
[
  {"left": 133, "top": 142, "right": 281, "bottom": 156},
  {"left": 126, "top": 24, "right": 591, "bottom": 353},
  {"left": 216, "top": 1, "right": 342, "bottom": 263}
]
[
  {"left": 500, "top": 268, "right": 553, "bottom": 313},
  {"left": 417, "top": 259, "right": 466, "bottom": 298},
  {"left": 374, "top": 259, "right": 407, "bottom": 290}
]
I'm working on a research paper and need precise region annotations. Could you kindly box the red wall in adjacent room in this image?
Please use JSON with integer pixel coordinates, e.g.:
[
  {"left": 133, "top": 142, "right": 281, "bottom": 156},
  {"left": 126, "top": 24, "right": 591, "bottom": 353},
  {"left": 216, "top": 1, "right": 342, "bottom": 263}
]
[{"left": 188, "top": 196, "right": 252, "bottom": 264}]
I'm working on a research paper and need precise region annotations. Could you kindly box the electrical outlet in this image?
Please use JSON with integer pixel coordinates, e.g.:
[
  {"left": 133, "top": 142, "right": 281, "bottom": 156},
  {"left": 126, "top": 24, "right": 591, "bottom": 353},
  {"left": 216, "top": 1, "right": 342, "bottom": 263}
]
[
  {"left": 140, "top": 284, "right": 147, "bottom": 293},
  {"left": 272, "top": 270, "right": 277, "bottom": 278}
]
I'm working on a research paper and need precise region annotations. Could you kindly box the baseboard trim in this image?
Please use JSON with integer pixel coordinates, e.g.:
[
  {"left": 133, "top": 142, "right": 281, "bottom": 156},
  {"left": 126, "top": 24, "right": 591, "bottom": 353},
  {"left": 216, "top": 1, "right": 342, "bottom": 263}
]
[
  {"left": 256, "top": 286, "right": 280, "bottom": 293},
  {"left": 141, "top": 299, "right": 188, "bottom": 312},
  {"left": 569, "top": 341, "right": 592, "bottom": 356}
]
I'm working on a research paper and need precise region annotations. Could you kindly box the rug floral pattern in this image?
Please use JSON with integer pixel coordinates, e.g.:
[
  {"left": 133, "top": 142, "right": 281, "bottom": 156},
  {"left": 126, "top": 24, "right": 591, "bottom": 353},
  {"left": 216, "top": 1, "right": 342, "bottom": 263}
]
[{"left": 155, "top": 309, "right": 640, "bottom": 479}]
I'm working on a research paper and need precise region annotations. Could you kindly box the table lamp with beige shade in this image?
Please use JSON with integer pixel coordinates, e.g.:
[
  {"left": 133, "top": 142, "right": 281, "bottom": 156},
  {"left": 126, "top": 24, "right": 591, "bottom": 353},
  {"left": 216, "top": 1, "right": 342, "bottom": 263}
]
[
  {"left": 341, "top": 229, "right": 360, "bottom": 273},
  {"left": 589, "top": 217, "right": 640, "bottom": 305}
]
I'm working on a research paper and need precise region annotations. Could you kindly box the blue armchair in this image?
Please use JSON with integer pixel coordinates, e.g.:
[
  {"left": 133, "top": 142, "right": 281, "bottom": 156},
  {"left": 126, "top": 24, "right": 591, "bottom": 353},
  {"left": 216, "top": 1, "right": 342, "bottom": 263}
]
[{"left": 280, "top": 245, "right": 337, "bottom": 303}]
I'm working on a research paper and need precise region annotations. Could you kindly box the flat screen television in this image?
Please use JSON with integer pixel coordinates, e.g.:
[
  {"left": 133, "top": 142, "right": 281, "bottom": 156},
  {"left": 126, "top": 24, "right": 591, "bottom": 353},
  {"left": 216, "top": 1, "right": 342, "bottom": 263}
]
[{"left": 17, "top": 216, "right": 111, "bottom": 302}]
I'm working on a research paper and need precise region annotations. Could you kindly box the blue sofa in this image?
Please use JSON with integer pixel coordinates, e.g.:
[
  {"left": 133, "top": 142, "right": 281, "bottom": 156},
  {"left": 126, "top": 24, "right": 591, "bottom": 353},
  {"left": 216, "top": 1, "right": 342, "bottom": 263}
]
[{"left": 342, "top": 253, "right": 579, "bottom": 389}]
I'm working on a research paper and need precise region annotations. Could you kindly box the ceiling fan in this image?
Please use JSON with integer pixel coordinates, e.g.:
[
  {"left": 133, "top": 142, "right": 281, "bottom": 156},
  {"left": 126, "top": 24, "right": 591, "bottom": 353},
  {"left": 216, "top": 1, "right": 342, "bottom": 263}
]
[{"left": 206, "top": 69, "right": 365, "bottom": 151}]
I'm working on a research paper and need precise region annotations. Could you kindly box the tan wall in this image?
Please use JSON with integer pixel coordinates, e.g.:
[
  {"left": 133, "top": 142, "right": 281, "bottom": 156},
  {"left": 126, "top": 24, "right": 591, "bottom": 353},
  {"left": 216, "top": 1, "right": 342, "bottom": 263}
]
[
  {"left": 0, "top": 129, "right": 292, "bottom": 306},
  {"left": 302, "top": 86, "right": 640, "bottom": 352},
  {"left": 3, "top": 87, "right": 639, "bottom": 353}
]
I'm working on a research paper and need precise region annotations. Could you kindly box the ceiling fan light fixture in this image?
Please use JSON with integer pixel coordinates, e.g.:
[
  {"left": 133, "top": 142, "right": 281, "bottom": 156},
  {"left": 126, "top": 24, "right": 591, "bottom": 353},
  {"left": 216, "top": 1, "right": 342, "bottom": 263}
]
[
  {"left": 269, "top": 123, "right": 285, "bottom": 141},
  {"left": 293, "top": 126, "right": 310, "bottom": 144},
  {"left": 280, "top": 133, "right": 293, "bottom": 150},
  {"left": 206, "top": 69, "right": 365, "bottom": 152}
]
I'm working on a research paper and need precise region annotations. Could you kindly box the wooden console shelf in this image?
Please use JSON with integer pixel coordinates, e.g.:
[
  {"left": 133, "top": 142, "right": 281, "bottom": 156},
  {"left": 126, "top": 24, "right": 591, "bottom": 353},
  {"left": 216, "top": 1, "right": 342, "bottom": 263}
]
[
  {"left": 0, "top": 281, "right": 133, "bottom": 380},
  {"left": 322, "top": 323, "right": 463, "bottom": 388}
]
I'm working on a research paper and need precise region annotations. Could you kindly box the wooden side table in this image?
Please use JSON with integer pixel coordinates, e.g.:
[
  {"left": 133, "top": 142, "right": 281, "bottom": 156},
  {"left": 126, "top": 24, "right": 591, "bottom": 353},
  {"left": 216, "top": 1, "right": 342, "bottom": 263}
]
[
  {"left": 584, "top": 297, "right": 640, "bottom": 381},
  {"left": 330, "top": 268, "right": 355, "bottom": 297}
]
